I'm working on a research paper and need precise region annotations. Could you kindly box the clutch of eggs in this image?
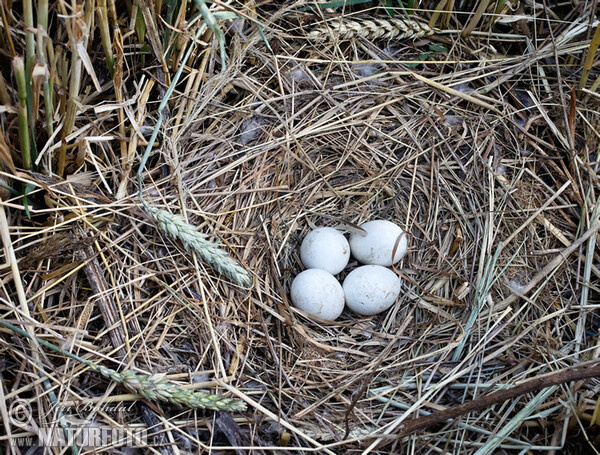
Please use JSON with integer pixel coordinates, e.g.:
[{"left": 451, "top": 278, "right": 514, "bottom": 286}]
[{"left": 291, "top": 221, "right": 407, "bottom": 321}]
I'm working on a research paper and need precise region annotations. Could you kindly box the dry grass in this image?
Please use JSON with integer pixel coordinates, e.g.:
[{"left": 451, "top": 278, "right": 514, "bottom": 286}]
[{"left": 1, "top": 0, "right": 600, "bottom": 453}]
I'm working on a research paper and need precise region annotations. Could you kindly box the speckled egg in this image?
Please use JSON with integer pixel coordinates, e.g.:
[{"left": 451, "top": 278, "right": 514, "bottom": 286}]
[
  {"left": 349, "top": 220, "right": 407, "bottom": 266},
  {"left": 342, "top": 265, "right": 401, "bottom": 315},
  {"left": 291, "top": 269, "right": 345, "bottom": 321},
  {"left": 300, "top": 227, "right": 350, "bottom": 275}
]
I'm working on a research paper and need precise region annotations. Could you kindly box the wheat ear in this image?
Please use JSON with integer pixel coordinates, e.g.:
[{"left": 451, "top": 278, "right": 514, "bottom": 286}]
[
  {"left": 95, "top": 365, "right": 247, "bottom": 412},
  {"left": 143, "top": 203, "right": 252, "bottom": 288},
  {"left": 307, "top": 17, "right": 434, "bottom": 41},
  {"left": 0, "top": 321, "right": 247, "bottom": 412}
]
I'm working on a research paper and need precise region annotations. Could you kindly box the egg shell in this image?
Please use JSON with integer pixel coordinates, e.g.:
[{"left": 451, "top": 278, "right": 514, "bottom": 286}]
[
  {"left": 300, "top": 227, "right": 350, "bottom": 275},
  {"left": 291, "top": 269, "right": 345, "bottom": 321},
  {"left": 343, "top": 265, "right": 401, "bottom": 315},
  {"left": 349, "top": 220, "right": 407, "bottom": 266}
]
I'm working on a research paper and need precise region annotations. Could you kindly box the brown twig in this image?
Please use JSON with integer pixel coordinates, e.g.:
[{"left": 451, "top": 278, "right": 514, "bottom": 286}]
[{"left": 392, "top": 362, "right": 600, "bottom": 439}]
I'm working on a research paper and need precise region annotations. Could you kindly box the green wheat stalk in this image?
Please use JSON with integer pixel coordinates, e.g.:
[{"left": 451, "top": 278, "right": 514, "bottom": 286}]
[
  {"left": 97, "top": 0, "right": 115, "bottom": 75},
  {"left": 13, "top": 57, "right": 31, "bottom": 170},
  {"left": 0, "top": 320, "right": 247, "bottom": 412}
]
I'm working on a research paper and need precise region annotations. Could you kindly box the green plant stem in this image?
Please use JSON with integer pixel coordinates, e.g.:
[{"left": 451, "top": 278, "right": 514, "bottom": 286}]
[
  {"left": 13, "top": 58, "right": 31, "bottom": 170},
  {"left": 194, "top": 0, "right": 227, "bottom": 70},
  {"left": 23, "top": 0, "right": 39, "bottom": 166},
  {"left": 23, "top": 0, "right": 35, "bottom": 74},
  {"left": 97, "top": 0, "right": 115, "bottom": 75}
]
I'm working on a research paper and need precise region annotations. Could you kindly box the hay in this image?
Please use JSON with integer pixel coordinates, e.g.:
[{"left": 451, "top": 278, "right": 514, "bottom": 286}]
[{"left": 1, "top": 0, "right": 600, "bottom": 453}]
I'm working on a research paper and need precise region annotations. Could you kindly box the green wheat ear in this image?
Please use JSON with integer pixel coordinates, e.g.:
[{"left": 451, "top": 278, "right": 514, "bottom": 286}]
[
  {"left": 96, "top": 366, "right": 247, "bottom": 412},
  {"left": 144, "top": 203, "right": 252, "bottom": 288}
]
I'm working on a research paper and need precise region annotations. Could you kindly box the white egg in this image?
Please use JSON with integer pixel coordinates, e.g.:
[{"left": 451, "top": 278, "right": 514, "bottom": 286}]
[
  {"left": 349, "top": 220, "right": 407, "bottom": 266},
  {"left": 291, "top": 269, "right": 345, "bottom": 320},
  {"left": 342, "top": 265, "right": 401, "bottom": 315},
  {"left": 300, "top": 227, "right": 350, "bottom": 275}
]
